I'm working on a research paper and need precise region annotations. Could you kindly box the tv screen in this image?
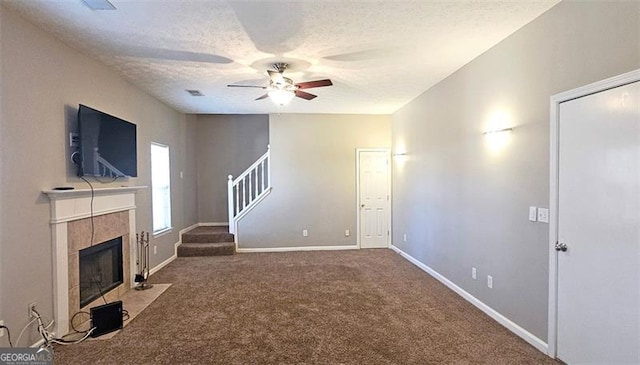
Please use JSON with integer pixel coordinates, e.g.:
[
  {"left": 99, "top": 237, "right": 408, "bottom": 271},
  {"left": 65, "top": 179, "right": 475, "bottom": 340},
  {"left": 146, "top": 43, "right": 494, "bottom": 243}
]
[{"left": 77, "top": 105, "right": 137, "bottom": 178}]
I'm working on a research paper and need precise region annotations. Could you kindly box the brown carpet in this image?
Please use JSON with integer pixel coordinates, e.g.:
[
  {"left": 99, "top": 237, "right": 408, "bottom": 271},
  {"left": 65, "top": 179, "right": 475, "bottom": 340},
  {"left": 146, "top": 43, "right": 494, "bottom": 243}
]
[{"left": 53, "top": 249, "right": 558, "bottom": 364}]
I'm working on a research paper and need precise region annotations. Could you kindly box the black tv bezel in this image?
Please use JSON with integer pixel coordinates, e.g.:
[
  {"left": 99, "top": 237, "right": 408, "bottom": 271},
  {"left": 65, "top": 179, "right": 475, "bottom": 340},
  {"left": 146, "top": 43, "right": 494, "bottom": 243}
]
[{"left": 76, "top": 104, "right": 138, "bottom": 178}]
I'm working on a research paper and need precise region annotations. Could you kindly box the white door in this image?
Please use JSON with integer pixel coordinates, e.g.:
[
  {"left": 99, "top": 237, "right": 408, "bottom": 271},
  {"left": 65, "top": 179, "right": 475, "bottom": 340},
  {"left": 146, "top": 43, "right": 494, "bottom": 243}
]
[
  {"left": 358, "top": 150, "right": 390, "bottom": 249},
  {"left": 556, "top": 81, "right": 639, "bottom": 363}
]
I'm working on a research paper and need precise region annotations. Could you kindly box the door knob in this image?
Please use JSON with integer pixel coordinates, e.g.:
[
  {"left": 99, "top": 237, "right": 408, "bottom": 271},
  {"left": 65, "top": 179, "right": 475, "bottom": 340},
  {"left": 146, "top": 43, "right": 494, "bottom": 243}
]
[
  {"left": 555, "top": 242, "right": 568, "bottom": 252},
  {"left": 360, "top": 204, "right": 365, "bottom": 208}
]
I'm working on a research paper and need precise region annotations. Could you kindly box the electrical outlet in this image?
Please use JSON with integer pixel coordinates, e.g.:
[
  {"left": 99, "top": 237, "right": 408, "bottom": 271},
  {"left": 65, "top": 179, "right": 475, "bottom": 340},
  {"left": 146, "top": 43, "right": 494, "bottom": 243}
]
[
  {"left": 487, "top": 275, "right": 493, "bottom": 289},
  {"left": 345, "top": 229, "right": 350, "bottom": 237},
  {"left": 0, "top": 320, "right": 4, "bottom": 338},
  {"left": 302, "top": 229, "right": 308, "bottom": 237},
  {"left": 403, "top": 233, "right": 407, "bottom": 242},
  {"left": 153, "top": 245, "right": 157, "bottom": 255},
  {"left": 537, "top": 208, "right": 549, "bottom": 223},
  {"left": 472, "top": 267, "right": 477, "bottom": 280},
  {"left": 529, "top": 206, "right": 537, "bottom": 222},
  {"left": 28, "top": 302, "right": 37, "bottom": 319},
  {"left": 69, "top": 132, "right": 79, "bottom": 147}
]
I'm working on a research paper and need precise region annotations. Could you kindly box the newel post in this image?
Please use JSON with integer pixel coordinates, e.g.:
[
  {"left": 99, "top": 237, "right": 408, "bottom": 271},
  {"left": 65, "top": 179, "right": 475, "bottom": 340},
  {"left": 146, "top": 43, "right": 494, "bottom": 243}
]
[{"left": 227, "top": 175, "right": 235, "bottom": 234}]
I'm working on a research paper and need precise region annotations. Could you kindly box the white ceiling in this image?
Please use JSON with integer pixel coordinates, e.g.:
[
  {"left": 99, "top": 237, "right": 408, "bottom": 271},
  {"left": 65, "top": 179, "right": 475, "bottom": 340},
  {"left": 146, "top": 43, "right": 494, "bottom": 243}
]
[{"left": 2, "top": 0, "right": 560, "bottom": 115}]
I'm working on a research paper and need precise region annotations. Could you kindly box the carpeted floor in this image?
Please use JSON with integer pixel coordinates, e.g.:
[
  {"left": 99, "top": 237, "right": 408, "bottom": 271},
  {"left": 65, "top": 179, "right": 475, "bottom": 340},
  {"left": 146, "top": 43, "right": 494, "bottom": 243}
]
[{"left": 54, "top": 249, "right": 558, "bottom": 364}]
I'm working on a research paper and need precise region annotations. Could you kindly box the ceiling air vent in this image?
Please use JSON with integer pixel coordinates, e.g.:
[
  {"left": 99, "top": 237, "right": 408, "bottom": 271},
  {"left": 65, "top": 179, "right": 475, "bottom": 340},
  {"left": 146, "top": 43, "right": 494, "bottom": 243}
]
[
  {"left": 82, "top": 0, "right": 116, "bottom": 10},
  {"left": 186, "top": 90, "right": 204, "bottom": 96}
]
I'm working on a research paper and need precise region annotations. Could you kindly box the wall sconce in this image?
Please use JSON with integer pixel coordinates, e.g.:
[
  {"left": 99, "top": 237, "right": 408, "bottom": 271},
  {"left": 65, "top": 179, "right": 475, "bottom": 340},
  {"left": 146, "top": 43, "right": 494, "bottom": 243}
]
[
  {"left": 483, "top": 127, "right": 513, "bottom": 135},
  {"left": 483, "top": 126, "right": 513, "bottom": 154}
]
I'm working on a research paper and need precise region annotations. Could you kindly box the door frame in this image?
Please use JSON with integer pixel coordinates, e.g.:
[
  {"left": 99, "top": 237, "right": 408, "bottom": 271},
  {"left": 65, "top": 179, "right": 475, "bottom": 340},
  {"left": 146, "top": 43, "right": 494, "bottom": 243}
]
[
  {"left": 548, "top": 68, "right": 640, "bottom": 358},
  {"left": 356, "top": 148, "right": 391, "bottom": 249}
]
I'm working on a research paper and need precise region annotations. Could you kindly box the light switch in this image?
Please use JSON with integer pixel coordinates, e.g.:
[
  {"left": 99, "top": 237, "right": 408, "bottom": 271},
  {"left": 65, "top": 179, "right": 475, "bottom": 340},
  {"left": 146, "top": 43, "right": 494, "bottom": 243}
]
[
  {"left": 529, "top": 206, "right": 537, "bottom": 222},
  {"left": 537, "top": 208, "right": 549, "bottom": 223}
]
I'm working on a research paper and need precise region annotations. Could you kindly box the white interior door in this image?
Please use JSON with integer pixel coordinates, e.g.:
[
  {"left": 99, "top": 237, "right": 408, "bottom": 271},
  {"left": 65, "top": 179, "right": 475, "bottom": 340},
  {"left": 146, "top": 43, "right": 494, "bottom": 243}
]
[
  {"left": 556, "top": 81, "right": 639, "bottom": 364},
  {"left": 358, "top": 149, "right": 390, "bottom": 249}
]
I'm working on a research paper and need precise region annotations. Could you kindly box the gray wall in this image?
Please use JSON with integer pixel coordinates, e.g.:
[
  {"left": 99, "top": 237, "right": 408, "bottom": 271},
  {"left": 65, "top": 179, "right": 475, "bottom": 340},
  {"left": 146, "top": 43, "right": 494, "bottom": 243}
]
[
  {"left": 195, "top": 114, "right": 269, "bottom": 223},
  {"left": 392, "top": 0, "right": 640, "bottom": 342},
  {"left": 238, "top": 114, "right": 391, "bottom": 248},
  {"left": 0, "top": 7, "right": 197, "bottom": 345}
]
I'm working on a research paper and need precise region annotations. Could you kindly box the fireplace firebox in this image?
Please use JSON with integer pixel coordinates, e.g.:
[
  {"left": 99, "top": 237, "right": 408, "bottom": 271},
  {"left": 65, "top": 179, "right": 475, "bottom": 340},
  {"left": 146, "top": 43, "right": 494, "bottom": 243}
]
[{"left": 79, "top": 237, "right": 124, "bottom": 307}]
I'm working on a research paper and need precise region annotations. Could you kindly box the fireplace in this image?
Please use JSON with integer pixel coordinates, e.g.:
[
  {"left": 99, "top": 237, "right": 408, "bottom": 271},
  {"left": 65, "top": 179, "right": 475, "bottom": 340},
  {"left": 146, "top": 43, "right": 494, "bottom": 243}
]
[
  {"left": 44, "top": 185, "right": 144, "bottom": 336},
  {"left": 79, "top": 237, "right": 124, "bottom": 307}
]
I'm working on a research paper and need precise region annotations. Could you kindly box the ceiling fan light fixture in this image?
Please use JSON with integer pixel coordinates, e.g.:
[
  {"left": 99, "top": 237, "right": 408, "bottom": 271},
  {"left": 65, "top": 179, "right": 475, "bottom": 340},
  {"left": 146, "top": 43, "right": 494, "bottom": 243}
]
[{"left": 268, "top": 89, "right": 295, "bottom": 106}]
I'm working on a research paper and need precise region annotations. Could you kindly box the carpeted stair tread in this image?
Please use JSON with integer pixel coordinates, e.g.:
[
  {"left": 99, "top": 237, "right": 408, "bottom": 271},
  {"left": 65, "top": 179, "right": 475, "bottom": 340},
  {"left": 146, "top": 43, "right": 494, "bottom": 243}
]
[
  {"left": 177, "top": 242, "right": 235, "bottom": 257},
  {"left": 179, "top": 226, "right": 235, "bottom": 257},
  {"left": 182, "top": 226, "right": 234, "bottom": 243}
]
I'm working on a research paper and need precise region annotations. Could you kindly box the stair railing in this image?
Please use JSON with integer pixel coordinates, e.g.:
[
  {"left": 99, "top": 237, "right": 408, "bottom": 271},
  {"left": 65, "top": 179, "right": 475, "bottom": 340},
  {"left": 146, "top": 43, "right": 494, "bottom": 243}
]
[{"left": 227, "top": 146, "right": 271, "bottom": 234}]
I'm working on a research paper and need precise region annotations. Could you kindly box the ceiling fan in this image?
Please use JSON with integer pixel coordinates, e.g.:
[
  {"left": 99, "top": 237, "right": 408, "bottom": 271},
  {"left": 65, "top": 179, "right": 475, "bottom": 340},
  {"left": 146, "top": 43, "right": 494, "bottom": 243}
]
[{"left": 227, "top": 63, "right": 333, "bottom": 105}]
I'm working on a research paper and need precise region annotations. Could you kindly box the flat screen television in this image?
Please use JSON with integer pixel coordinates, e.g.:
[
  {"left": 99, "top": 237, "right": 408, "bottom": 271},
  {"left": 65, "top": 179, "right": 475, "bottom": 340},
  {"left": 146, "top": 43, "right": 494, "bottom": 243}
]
[{"left": 77, "top": 105, "right": 137, "bottom": 178}]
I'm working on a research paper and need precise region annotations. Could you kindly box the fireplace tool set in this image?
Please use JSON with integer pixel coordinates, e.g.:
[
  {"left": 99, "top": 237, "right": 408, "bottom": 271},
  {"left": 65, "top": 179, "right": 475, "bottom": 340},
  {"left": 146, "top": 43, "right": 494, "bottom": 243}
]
[{"left": 135, "top": 231, "right": 153, "bottom": 290}]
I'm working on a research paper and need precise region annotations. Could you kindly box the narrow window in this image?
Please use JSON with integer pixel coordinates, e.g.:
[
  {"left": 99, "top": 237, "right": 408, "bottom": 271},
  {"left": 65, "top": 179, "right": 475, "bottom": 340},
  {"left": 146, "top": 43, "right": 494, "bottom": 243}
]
[{"left": 151, "top": 143, "right": 171, "bottom": 234}]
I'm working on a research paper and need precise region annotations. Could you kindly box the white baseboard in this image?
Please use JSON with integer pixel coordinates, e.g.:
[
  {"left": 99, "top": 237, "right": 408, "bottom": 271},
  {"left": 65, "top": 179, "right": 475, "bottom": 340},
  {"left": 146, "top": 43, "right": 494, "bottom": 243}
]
[
  {"left": 390, "top": 245, "right": 549, "bottom": 354},
  {"left": 237, "top": 245, "right": 359, "bottom": 253},
  {"left": 149, "top": 224, "right": 197, "bottom": 276},
  {"left": 149, "top": 251, "right": 176, "bottom": 276},
  {"left": 181, "top": 223, "right": 200, "bottom": 233},
  {"left": 198, "top": 222, "right": 229, "bottom": 227}
]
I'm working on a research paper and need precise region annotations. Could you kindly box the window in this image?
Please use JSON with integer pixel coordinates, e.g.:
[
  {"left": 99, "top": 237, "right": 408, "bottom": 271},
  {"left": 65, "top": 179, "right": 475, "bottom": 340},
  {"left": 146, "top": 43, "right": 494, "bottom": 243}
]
[{"left": 151, "top": 143, "right": 171, "bottom": 234}]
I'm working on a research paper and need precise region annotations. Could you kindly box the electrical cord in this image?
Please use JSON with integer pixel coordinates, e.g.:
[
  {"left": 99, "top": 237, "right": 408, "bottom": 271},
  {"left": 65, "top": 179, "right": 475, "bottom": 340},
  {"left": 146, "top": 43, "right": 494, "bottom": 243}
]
[
  {"left": 15, "top": 317, "right": 38, "bottom": 348},
  {"left": 69, "top": 311, "right": 92, "bottom": 334},
  {"left": 0, "top": 325, "right": 13, "bottom": 347},
  {"left": 30, "top": 308, "right": 94, "bottom": 348},
  {"left": 79, "top": 176, "right": 95, "bottom": 246}
]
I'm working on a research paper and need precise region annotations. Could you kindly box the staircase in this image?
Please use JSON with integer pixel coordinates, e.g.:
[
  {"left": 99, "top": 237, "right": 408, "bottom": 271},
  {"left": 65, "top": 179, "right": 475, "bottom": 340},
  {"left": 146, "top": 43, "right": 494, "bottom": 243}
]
[
  {"left": 227, "top": 145, "right": 272, "bottom": 234},
  {"left": 177, "top": 226, "right": 235, "bottom": 257}
]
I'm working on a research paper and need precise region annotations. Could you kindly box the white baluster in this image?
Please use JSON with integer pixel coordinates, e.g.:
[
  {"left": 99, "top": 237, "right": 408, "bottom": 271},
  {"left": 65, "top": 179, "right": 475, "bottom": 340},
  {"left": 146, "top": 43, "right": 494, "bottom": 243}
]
[
  {"left": 242, "top": 176, "right": 248, "bottom": 209},
  {"left": 235, "top": 183, "right": 239, "bottom": 215},
  {"left": 249, "top": 168, "right": 253, "bottom": 202},
  {"left": 262, "top": 159, "right": 267, "bottom": 192},
  {"left": 227, "top": 175, "right": 234, "bottom": 234}
]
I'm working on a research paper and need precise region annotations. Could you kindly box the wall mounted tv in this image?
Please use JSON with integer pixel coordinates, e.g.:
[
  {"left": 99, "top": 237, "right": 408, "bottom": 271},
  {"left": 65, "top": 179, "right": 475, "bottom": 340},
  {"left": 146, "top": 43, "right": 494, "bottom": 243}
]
[{"left": 77, "top": 104, "right": 138, "bottom": 178}]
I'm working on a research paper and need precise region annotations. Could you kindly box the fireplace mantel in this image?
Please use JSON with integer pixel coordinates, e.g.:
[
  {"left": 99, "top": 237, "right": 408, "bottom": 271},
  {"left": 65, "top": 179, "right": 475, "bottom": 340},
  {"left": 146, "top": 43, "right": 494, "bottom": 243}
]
[
  {"left": 43, "top": 186, "right": 147, "bottom": 223},
  {"left": 44, "top": 185, "right": 146, "bottom": 336}
]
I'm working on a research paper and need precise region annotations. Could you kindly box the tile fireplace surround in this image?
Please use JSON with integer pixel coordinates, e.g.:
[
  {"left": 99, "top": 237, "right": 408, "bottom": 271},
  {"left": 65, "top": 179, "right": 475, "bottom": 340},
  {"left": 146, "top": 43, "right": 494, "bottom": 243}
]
[{"left": 43, "top": 186, "right": 146, "bottom": 336}]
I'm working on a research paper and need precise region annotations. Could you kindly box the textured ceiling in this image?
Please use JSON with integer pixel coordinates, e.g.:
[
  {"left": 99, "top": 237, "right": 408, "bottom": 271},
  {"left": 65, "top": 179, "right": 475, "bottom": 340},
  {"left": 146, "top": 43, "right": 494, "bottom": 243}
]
[{"left": 2, "top": 0, "right": 560, "bottom": 114}]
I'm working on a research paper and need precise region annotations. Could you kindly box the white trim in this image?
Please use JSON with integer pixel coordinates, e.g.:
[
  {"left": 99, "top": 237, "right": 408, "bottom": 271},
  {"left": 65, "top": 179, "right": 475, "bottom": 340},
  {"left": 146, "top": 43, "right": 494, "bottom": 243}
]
[
  {"left": 356, "top": 148, "right": 392, "bottom": 250},
  {"left": 42, "top": 185, "right": 147, "bottom": 199},
  {"left": 183, "top": 223, "right": 200, "bottom": 232},
  {"left": 198, "top": 222, "right": 230, "bottom": 227},
  {"left": 149, "top": 251, "right": 176, "bottom": 276},
  {"left": 390, "top": 245, "right": 549, "bottom": 354},
  {"left": 150, "top": 223, "right": 198, "bottom": 275},
  {"left": 237, "top": 245, "right": 359, "bottom": 253},
  {"left": 548, "top": 68, "right": 640, "bottom": 358},
  {"left": 234, "top": 187, "right": 272, "bottom": 223},
  {"left": 43, "top": 186, "right": 146, "bottom": 224},
  {"left": 152, "top": 227, "right": 173, "bottom": 238}
]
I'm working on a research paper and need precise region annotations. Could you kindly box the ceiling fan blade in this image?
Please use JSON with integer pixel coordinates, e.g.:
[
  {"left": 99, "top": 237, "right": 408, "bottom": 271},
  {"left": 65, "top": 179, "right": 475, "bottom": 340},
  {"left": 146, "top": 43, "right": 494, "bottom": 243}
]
[
  {"left": 255, "top": 94, "right": 269, "bottom": 101},
  {"left": 295, "top": 90, "right": 317, "bottom": 100},
  {"left": 295, "top": 79, "right": 333, "bottom": 89},
  {"left": 227, "top": 84, "right": 266, "bottom": 89}
]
